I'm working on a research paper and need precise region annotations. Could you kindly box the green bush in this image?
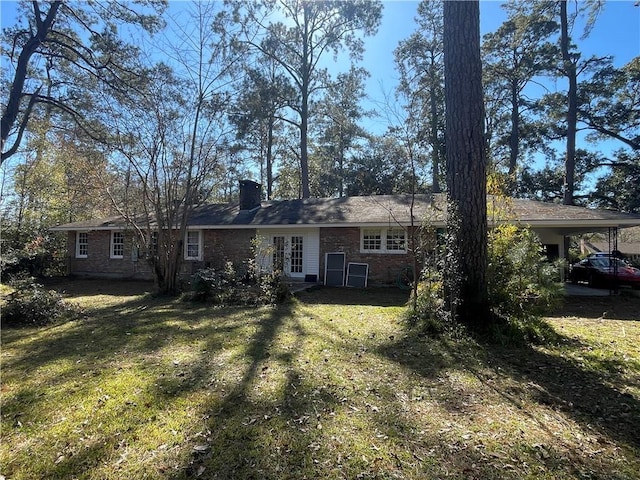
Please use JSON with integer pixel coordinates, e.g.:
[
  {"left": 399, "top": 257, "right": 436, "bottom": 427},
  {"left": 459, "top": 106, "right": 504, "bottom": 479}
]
[
  {"left": 187, "top": 262, "right": 290, "bottom": 306},
  {"left": 487, "top": 224, "right": 563, "bottom": 320},
  {"left": 406, "top": 249, "right": 447, "bottom": 331},
  {"left": 410, "top": 224, "right": 562, "bottom": 343},
  {"left": 485, "top": 225, "right": 563, "bottom": 344},
  {"left": 0, "top": 235, "right": 66, "bottom": 280},
  {"left": 257, "top": 270, "right": 291, "bottom": 305},
  {"left": 190, "top": 263, "right": 241, "bottom": 304},
  {"left": 2, "top": 279, "right": 81, "bottom": 327}
]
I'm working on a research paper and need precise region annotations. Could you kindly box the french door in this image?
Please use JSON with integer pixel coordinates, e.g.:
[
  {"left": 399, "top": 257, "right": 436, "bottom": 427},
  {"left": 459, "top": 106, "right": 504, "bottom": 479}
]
[{"left": 273, "top": 235, "right": 304, "bottom": 276}]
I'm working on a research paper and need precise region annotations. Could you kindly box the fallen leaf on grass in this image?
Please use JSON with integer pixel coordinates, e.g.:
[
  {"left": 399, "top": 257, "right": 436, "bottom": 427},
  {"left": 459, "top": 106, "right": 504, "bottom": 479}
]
[{"left": 533, "top": 444, "right": 550, "bottom": 459}]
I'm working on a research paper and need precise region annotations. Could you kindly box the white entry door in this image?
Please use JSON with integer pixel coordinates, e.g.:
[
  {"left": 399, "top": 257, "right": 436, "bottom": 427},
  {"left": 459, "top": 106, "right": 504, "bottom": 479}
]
[{"left": 272, "top": 235, "right": 304, "bottom": 277}]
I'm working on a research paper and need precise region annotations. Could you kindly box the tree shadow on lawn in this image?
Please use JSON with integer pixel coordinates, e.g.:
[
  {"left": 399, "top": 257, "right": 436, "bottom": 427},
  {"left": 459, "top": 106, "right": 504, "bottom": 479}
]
[
  {"left": 3, "top": 287, "right": 314, "bottom": 478},
  {"left": 169, "top": 303, "right": 345, "bottom": 479},
  {"left": 4, "top": 286, "right": 346, "bottom": 479},
  {"left": 6, "top": 281, "right": 637, "bottom": 479},
  {"left": 156, "top": 296, "right": 443, "bottom": 479},
  {"left": 1, "top": 293, "right": 224, "bottom": 374},
  {"left": 0, "top": 293, "right": 261, "bottom": 442},
  {"left": 164, "top": 299, "right": 522, "bottom": 479},
  {"left": 378, "top": 331, "right": 640, "bottom": 464},
  {"left": 485, "top": 343, "right": 639, "bottom": 450},
  {"left": 295, "top": 286, "right": 410, "bottom": 307}
]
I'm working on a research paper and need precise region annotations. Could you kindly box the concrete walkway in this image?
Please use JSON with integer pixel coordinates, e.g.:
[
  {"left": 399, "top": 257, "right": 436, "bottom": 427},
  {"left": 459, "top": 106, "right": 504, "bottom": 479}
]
[
  {"left": 288, "top": 282, "right": 320, "bottom": 294},
  {"left": 563, "top": 283, "right": 638, "bottom": 296}
]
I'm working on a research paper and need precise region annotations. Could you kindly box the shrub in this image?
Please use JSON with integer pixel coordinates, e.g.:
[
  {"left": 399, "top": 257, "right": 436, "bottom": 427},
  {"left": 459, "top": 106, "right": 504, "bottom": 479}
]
[
  {"left": 189, "top": 263, "right": 241, "bottom": 304},
  {"left": 0, "top": 235, "right": 66, "bottom": 280},
  {"left": 2, "top": 279, "right": 81, "bottom": 327},
  {"left": 409, "top": 224, "right": 562, "bottom": 343},
  {"left": 0, "top": 246, "right": 21, "bottom": 277},
  {"left": 485, "top": 225, "right": 563, "bottom": 344},
  {"left": 187, "top": 262, "right": 290, "bottom": 306},
  {"left": 407, "top": 253, "right": 468, "bottom": 338},
  {"left": 487, "top": 224, "right": 563, "bottom": 320},
  {"left": 257, "top": 270, "right": 291, "bottom": 305}
]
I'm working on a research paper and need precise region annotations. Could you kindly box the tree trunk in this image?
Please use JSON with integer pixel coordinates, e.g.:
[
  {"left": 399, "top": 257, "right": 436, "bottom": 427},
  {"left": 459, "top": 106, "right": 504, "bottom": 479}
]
[
  {"left": 338, "top": 128, "right": 345, "bottom": 198},
  {"left": 508, "top": 78, "right": 520, "bottom": 178},
  {"left": 560, "top": 0, "right": 577, "bottom": 206},
  {"left": 560, "top": 0, "right": 578, "bottom": 266},
  {"left": 266, "top": 116, "right": 274, "bottom": 200},
  {"left": 300, "top": 103, "right": 310, "bottom": 198},
  {"left": 429, "top": 63, "right": 441, "bottom": 194},
  {"left": 443, "top": 0, "right": 490, "bottom": 327},
  {"left": 300, "top": 5, "right": 311, "bottom": 199}
]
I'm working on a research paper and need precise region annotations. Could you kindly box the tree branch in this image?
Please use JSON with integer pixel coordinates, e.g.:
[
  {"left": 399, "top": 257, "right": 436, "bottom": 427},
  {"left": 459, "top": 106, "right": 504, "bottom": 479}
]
[{"left": 1, "top": 1, "right": 62, "bottom": 164}]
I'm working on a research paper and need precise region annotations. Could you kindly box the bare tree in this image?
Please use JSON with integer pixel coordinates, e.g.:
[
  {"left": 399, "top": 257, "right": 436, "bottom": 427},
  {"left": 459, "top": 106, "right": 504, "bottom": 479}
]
[{"left": 103, "top": 3, "right": 240, "bottom": 294}]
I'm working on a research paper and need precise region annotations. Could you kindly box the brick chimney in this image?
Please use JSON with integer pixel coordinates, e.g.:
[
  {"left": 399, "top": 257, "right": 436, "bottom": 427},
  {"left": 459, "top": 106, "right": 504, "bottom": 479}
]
[{"left": 239, "top": 180, "right": 262, "bottom": 211}]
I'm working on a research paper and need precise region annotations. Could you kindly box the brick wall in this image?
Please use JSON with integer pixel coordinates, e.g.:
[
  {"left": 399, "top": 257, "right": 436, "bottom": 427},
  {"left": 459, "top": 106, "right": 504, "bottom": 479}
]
[
  {"left": 66, "top": 226, "right": 420, "bottom": 286},
  {"left": 65, "top": 230, "right": 154, "bottom": 279},
  {"left": 202, "top": 229, "right": 256, "bottom": 271},
  {"left": 65, "top": 229, "right": 256, "bottom": 280},
  {"left": 319, "top": 227, "right": 416, "bottom": 285}
]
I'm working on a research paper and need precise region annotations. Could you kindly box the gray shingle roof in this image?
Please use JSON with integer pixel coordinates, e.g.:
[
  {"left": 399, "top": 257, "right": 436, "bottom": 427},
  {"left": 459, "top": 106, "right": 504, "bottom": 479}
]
[
  {"left": 588, "top": 241, "right": 640, "bottom": 255},
  {"left": 51, "top": 194, "right": 640, "bottom": 231},
  {"left": 190, "top": 194, "right": 436, "bottom": 226}
]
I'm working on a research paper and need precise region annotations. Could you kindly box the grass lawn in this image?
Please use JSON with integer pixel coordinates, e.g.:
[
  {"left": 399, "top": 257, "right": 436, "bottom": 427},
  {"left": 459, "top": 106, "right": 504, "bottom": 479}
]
[{"left": 1, "top": 279, "right": 639, "bottom": 479}]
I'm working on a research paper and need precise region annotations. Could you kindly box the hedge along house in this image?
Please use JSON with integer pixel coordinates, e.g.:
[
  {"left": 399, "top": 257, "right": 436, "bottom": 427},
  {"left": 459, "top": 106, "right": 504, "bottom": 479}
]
[{"left": 52, "top": 181, "right": 640, "bottom": 286}]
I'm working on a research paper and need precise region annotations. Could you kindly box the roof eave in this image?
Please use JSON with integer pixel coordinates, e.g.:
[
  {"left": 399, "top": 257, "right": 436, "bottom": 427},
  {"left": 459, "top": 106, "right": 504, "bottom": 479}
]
[{"left": 50, "top": 225, "right": 126, "bottom": 232}]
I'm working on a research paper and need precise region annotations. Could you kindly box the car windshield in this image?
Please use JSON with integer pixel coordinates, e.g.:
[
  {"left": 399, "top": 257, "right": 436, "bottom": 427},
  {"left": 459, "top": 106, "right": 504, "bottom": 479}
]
[{"left": 590, "top": 257, "right": 628, "bottom": 268}]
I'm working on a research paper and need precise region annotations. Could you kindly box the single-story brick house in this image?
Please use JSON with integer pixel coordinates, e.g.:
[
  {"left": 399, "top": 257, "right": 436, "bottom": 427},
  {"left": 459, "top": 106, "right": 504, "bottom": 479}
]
[{"left": 52, "top": 181, "right": 640, "bottom": 286}]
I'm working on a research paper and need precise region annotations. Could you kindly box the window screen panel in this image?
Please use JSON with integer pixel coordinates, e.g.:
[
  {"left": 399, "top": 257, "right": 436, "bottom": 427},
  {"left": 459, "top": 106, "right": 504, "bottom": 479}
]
[
  {"left": 325, "top": 252, "right": 345, "bottom": 286},
  {"left": 346, "top": 263, "right": 368, "bottom": 288}
]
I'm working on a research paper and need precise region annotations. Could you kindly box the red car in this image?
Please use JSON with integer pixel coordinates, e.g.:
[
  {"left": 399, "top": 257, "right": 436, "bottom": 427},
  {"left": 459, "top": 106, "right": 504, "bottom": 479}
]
[{"left": 570, "top": 255, "right": 640, "bottom": 289}]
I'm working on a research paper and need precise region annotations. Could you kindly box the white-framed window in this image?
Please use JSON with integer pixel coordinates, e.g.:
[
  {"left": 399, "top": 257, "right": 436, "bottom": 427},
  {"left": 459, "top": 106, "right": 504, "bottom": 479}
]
[
  {"left": 362, "top": 229, "right": 382, "bottom": 251},
  {"left": 386, "top": 228, "right": 406, "bottom": 251},
  {"left": 76, "top": 231, "right": 88, "bottom": 258},
  {"left": 111, "top": 231, "right": 124, "bottom": 259},
  {"left": 361, "top": 227, "right": 407, "bottom": 254},
  {"left": 185, "top": 230, "right": 202, "bottom": 260}
]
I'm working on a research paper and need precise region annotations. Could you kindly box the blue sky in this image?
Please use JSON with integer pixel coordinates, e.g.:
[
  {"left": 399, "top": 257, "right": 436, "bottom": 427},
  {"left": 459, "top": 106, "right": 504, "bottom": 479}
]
[
  {"left": 3, "top": 0, "right": 637, "bottom": 87},
  {"left": 359, "top": 1, "right": 639, "bottom": 109},
  {"left": 2, "top": 0, "right": 637, "bottom": 108},
  {"left": 354, "top": 0, "right": 639, "bottom": 167}
]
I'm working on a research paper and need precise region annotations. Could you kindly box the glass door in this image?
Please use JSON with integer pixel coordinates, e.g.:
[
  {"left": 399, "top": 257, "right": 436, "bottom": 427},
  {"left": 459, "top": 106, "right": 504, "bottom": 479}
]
[{"left": 272, "top": 235, "right": 304, "bottom": 276}]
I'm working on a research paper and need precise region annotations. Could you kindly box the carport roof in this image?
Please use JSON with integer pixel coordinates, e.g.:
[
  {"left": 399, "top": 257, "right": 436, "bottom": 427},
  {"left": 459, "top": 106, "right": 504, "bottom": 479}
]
[{"left": 51, "top": 194, "right": 640, "bottom": 233}]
